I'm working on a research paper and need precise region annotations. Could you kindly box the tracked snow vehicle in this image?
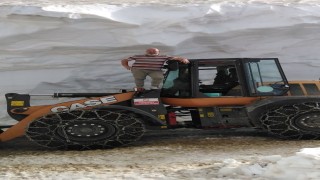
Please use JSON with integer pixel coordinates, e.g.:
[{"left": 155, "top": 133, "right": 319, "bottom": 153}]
[{"left": 1, "top": 58, "right": 320, "bottom": 149}]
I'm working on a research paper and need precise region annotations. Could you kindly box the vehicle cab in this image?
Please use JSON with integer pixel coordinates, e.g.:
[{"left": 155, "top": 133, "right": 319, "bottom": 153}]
[{"left": 161, "top": 58, "right": 290, "bottom": 99}]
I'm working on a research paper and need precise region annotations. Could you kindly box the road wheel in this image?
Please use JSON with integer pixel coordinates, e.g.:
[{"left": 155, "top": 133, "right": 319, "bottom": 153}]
[
  {"left": 260, "top": 102, "right": 320, "bottom": 139},
  {"left": 25, "top": 109, "right": 145, "bottom": 150}
]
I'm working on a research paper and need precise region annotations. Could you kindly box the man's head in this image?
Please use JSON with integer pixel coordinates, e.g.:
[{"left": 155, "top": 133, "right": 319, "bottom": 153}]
[{"left": 146, "top": 48, "right": 160, "bottom": 56}]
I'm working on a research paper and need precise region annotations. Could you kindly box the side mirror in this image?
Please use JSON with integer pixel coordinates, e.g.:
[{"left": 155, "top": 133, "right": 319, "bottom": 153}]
[{"left": 167, "top": 61, "right": 179, "bottom": 71}]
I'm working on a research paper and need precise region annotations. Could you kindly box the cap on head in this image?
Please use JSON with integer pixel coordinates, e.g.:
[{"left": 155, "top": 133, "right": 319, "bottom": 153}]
[{"left": 146, "top": 48, "right": 160, "bottom": 56}]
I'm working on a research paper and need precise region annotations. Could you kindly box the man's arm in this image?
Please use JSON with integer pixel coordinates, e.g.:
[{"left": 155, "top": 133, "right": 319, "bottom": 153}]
[
  {"left": 168, "top": 56, "right": 190, "bottom": 64},
  {"left": 121, "top": 58, "right": 133, "bottom": 70}
]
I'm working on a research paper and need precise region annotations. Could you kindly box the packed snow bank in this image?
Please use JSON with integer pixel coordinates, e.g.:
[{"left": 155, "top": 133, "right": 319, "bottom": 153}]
[{"left": 1, "top": 2, "right": 320, "bottom": 91}]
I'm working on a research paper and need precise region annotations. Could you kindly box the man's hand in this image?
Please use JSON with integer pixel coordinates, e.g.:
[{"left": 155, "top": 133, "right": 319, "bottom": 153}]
[
  {"left": 124, "top": 65, "right": 131, "bottom": 70},
  {"left": 170, "top": 57, "right": 190, "bottom": 64},
  {"left": 179, "top": 58, "right": 190, "bottom": 64}
]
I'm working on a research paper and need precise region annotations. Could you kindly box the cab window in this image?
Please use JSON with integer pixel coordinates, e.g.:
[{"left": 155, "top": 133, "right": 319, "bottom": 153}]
[
  {"left": 244, "top": 59, "right": 289, "bottom": 96},
  {"left": 198, "top": 64, "right": 242, "bottom": 97}
]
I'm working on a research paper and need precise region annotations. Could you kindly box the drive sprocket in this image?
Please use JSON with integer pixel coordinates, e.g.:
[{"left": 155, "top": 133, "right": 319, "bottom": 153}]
[{"left": 25, "top": 109, "right": 145, "bottom": 150}]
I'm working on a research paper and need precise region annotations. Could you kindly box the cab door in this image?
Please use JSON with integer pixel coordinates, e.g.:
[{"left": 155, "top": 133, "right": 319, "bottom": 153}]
[
  {"left": 196, "top": 59, "right": 242, "bottom": 97},
  {"left": 242, "top": 58, "right": 289, "bottom": 96}
]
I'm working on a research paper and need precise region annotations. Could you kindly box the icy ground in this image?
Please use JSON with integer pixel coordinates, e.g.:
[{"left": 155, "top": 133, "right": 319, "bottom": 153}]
[{"left": 1, "top": 130, "right": 320, "bottom": 180}]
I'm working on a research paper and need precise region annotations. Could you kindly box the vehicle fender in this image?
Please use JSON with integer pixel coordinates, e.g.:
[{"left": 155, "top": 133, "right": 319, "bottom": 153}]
[
  {"left": 94, "top": 105, "right": 166, "bottom": 126},
  {"left": 246, "top": 96, "right": 320, "bottom": 127}
]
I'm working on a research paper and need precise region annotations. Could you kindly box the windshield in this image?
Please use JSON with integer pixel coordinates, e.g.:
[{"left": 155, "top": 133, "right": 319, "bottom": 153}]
[{"left": 245, "top": 59, "right": 289, "bottom": 96}]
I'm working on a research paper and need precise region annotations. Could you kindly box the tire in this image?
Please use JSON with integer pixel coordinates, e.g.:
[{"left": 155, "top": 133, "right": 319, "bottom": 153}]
[
  {"left": 259, "top": 102, "right": 320, "bottom": 139},
  {"left": 25, "top": 109, "right": 145, "bottom": 150}
]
